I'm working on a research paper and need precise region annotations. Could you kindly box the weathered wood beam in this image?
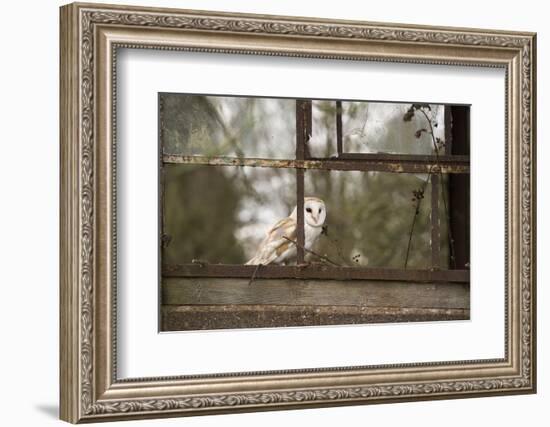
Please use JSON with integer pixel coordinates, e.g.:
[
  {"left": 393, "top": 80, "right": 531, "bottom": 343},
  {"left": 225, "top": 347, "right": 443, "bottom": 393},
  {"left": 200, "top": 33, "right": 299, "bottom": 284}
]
[
  {"left": 161, "top": 304, "right": 470, "bottom": 331},
  {"left": 162, "top": 277, "right": 470, "bottom": 308}
]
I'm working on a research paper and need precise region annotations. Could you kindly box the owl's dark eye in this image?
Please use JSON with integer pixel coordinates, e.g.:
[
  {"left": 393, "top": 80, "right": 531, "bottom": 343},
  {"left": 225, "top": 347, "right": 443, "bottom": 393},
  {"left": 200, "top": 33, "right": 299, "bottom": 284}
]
[
  {"left": 319, "top": 208, "right": 322, "bottom": 213},
  {"left": 306, "top": 207, "right": 312, "bottom": 213}
]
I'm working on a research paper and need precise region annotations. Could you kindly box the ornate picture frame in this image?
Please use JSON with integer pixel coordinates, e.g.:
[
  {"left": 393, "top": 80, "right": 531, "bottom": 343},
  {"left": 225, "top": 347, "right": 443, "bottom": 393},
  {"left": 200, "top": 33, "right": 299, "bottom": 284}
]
[{"left": 60, "top": 2, "right": 536, "bottom": 423}]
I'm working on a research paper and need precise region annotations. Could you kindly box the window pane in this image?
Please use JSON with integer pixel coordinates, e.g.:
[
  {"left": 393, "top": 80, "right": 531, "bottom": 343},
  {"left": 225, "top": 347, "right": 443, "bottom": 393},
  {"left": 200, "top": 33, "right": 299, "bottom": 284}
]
[
  {"left": 304, "top": 169, "right": 455, "bottom": 269},
  {"left": 160, "top": 94, "right": 296, "bottom": 159},
  {"left": 307, "top": 100, "right": 467, "bottom": 157},
  {"left": 162, "top": 164, "right": 296, "bottom": 265},
  {"left": 308, "top": 100, "right": 337, "bottom": 157},
  {"left": 342, "top": 102, "right": 446, "bottom": 155}
]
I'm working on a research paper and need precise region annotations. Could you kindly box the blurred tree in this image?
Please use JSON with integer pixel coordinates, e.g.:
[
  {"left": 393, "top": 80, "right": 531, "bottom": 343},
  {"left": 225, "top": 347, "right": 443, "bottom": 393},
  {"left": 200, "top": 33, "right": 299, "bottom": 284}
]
[
  {"left": 160, "top": 94, "right": 452, "bottom": 268},
  {"left": 163, "top": 164, "right": 246, "bottom": 264},
  {"left": 161, "top": 94, "right": 227, "bottom": 155},
  {"left": 306, "top": 170, "right": 433, "bottom": 269}
]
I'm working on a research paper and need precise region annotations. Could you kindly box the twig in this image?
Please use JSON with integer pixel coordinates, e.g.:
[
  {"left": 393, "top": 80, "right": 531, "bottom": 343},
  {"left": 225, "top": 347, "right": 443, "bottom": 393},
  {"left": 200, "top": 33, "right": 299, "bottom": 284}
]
[
  {"left": 248, "top": 263, "right": 261, "bottom": 286},
  {"left": 321, "top": 233, "right": 352, "bottom": 266},
  {"left": 405, "top": 106, "right": 459, "bottom": 269},
  {"left": 404, "top": 205, "right": 419, "bottom": 268},
  {"left": 282, "top": 236, "right": 340, "bottom": 267},
  {"left": 247, "top": 236, "right": 340, "bottom": 286},
  {"left": 404, "top": 166, "right": 433, "bottom": 268},
  {"left": 418, "top": 108, "right": 457, "bottom": 269}
]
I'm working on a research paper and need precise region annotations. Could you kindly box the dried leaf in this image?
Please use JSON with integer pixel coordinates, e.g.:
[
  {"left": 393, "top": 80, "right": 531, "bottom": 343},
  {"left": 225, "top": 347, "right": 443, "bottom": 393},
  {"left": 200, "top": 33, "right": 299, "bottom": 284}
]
[{"left": 415, "top": 128, "right": 427, "bottom": 139}]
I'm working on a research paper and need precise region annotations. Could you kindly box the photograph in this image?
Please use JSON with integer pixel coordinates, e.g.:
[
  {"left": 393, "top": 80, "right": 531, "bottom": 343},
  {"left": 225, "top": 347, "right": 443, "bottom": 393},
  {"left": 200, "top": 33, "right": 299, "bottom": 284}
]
[{"left": 159, "top": 93, "right": 471, "bottom": 331}]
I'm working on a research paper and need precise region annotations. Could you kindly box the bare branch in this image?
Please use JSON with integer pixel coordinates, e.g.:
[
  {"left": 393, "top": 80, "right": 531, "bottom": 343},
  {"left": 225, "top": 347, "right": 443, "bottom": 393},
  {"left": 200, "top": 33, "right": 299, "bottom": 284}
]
[{"left": 282, "top": 236, "right": 341, "bottom": 267}]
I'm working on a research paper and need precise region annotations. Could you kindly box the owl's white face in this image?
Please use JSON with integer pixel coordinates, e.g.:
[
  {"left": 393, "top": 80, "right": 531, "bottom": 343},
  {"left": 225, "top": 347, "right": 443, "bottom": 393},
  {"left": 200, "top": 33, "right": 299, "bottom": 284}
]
[{"left": 304, "top": 198, "right": 326, "bottom": 228}]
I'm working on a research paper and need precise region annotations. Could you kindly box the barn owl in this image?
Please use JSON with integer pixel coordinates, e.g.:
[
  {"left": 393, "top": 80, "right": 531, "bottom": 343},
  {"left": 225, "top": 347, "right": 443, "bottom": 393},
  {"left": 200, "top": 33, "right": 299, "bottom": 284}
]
[{"left": 246, "top": 197, "right": 326, "bottom": 265}]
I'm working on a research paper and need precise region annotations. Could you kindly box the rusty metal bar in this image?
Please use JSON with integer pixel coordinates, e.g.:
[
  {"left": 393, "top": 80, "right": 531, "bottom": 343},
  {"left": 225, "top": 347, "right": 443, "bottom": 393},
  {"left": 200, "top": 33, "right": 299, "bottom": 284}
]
[
  {"left": 296, "top": 101, "right": 307, "bottom": 160},
  {"left": 164, "top": 152, "right": 469, "bottom": 165},
  {"left": 431, "top": 174, "right": 441, "bottom": 269},
  {"left": 336, "top": 100, "right": 343, "bottom": 156},
  {"left": 305, "top": 100, "right": 312, "bottom": 158},
  {"left": 158, "top": 95, "right": 166, "bottom": 307},
  {"left": 449, "top": 105, "right": 471, "bottom": 269},
  {"left": 295, "top": 100, "right": 307, "bottom": 264},
  {"left": 163, "top": 264, "right": 470, "bottom": 283},
  {"left": 337, "top": 152, "right": 469, "bottom": 163},
  {"left": 163, "top": 154, "right": 470, "bottom": 174},
  {"left": 444, "top": 105, "right": 453, "bottom": 155},
  {"left": 296, "top": 169, "right": 305, "bottom": 264}
]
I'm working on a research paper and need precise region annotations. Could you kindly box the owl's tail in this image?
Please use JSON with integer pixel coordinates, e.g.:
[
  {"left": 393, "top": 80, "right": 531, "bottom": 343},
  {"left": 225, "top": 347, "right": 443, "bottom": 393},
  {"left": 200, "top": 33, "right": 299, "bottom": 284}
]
[{"left": 245, "top": 256, "right": 262, "bottom": 265}]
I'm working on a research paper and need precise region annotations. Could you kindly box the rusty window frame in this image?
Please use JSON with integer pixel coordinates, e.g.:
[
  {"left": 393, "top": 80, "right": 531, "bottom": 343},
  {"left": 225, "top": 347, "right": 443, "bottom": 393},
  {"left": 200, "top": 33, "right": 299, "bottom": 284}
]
[{"left": 160, "top": 96, "right": 470, "bottom": 283}]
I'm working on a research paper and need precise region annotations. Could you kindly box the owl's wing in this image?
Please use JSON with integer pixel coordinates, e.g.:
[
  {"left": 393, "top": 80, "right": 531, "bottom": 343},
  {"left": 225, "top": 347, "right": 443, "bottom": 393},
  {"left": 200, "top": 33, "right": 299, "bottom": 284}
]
[{"left": 245, "top": 217, "right": 297, "bottom": 265}]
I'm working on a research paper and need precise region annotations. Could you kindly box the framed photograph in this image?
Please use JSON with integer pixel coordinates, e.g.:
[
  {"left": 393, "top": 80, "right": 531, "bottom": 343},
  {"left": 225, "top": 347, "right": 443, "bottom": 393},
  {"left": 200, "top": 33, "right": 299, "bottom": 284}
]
[{"left": 60, "top": 2, "right": 536, "bottom": 423}]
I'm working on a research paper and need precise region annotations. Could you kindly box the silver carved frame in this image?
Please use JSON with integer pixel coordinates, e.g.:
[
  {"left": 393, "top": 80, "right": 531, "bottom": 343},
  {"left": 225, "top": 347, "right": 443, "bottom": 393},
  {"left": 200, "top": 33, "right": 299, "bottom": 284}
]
[{"left": 60, "top": 2, "right": 537, "bottom": 423}]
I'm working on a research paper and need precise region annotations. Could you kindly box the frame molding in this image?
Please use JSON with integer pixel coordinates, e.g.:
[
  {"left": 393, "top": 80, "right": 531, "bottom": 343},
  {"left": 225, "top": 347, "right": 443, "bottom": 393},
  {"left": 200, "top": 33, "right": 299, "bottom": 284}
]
[{"left": 60, "top": 2, "right": 536, "bottom": 423}]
